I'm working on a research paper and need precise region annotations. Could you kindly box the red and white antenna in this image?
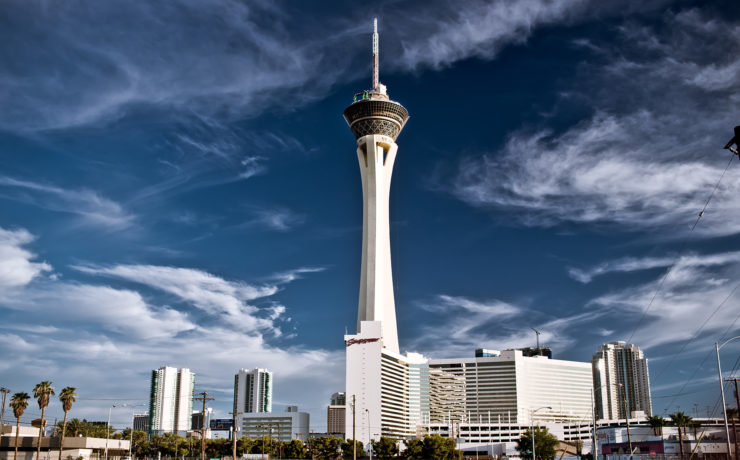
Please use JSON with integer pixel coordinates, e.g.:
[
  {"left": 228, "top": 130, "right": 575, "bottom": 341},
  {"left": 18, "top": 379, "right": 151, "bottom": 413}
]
[{"left": 372, "top": 18, "right": 379, "bottom": 91}]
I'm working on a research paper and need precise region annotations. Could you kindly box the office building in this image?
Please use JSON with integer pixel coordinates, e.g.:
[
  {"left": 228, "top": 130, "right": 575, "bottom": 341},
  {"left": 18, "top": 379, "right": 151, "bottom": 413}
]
[
  {"left": 429, "top": 349, "right": 593, "bottom": 424},
  {"left": 148, "top": 366, "right": 195, "bottom": 434},
  {"left": 592, "top": 341, "right": 652, "bottom": 420},
  {"left": 330, "top": 392, "right": 346, "bottom": 406},
  {"left": 327, "top": 393, "right": 346, "bottom": 436},
  {"left": 132, "top": 413, "right": 149, "bottom": 432},
  {"left": 234, "top": 368, "right": 272, "bottom": 414},
  {"left": 238, "top": 406, "right": 309, "bottom": 442}
]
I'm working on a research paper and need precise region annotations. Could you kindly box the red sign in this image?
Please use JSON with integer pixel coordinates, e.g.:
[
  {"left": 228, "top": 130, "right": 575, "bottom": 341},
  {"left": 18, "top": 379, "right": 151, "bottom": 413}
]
[{"left": 345, "top": 338, "right": 380, "bottom": 347}]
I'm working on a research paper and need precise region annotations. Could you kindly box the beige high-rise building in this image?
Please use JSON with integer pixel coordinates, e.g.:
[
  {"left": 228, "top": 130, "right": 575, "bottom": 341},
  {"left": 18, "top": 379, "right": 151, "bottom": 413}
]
[{"left": 592, "top": 341, "right": 652, "bottom": 420}]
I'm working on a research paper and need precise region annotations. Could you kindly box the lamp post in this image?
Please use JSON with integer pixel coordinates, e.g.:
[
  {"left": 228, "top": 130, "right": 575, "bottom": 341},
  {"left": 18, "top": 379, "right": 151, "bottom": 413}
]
[
  {"left": 529, "top": 406, "right": 551, "bottom": 460},
  {"left": 593, "top": 383, "right": 632, "bottom": 458},
  {"left": 105, "top": 403, "right": 117, "bottom": 460},
  {"left": 117, "top": 403, "right": 146, "bottom": 459},
  {"left": 365, "top": 409, "right": 372, "bottom": 460},
  {"left": 716, "top": 336, "right": 740, "bottom": 458},
  {"left": 617, "top": 384, "right": 633, "bottom": 458}
]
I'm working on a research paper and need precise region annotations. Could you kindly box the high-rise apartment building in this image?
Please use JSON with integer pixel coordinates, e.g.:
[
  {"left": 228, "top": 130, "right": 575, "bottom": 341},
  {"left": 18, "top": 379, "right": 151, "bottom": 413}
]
[
  {"left": 592, "top": 341, "right": 652, "bottom": 420},
  {"left": 234, "top": 368, "right": 272, "bottom": 416},
  {"left": 148, "top": 366, "right": 194, "bottom": 434}
]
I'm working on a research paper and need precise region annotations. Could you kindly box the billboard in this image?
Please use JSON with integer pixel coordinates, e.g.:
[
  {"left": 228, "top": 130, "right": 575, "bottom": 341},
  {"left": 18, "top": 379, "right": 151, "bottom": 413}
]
[{"left": 210, "top": 419, "right": 234, "bottom": 431}]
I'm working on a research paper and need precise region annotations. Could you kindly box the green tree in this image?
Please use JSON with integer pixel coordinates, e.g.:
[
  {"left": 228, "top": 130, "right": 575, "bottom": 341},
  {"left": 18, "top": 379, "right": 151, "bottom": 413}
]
[
  {"left": 236, "top": 436, "right": 256, "bottom": 456},
  {"left": 10, "top": 392, "right": 30, "bottom": 460},
  {"left": 670, "top": 411, "right": 691, "bottom": 458},
  {"left": 120, "top": 429, "right": 149, "bottom": 457},
  {"left": 311, "top": 436, "right": 341, "bottom": 459},
  {"left": 33, "top": 381, "right": 55, "bottom": 460},
  {"left": 57, "top": 387, "right": 77, "bottom": 460},
  {"left": 421, "top": 435, "right": 457, "bottom": 460},
  {"left": 283, "top": 439, "right": 306, "bottom": 459},
  {"left": 341, "top": 439, "right": 365, "bottom": 458},
  {"left": 646, "top": 415, "right": 666, "bottom": 438},
  {"left": 341, "top": 438, "right": 364, "bottom": 458},
  {"left": 401, "top": 439, "right": 423, "bottom": 459},
  {"left": 516, "top": 427, "right": 559, "bottom": 460},
  {"left": 371, "top": 437, "right": 398, "bottom": 459}
]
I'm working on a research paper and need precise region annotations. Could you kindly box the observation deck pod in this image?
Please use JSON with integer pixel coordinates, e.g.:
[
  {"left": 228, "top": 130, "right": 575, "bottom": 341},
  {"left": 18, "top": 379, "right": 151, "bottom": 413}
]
[{"left": 343, "top": 90, "right": 409, "bottom": 141}]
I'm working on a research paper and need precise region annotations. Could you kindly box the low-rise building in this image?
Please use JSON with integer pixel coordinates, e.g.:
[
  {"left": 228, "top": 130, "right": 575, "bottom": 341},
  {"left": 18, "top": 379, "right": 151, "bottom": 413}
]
[
  {"left": 0, "top": 426, "right": 130, "bottom": 460},
  {"left": 238, "top": 406, "right": 309, "bottom": 442}
]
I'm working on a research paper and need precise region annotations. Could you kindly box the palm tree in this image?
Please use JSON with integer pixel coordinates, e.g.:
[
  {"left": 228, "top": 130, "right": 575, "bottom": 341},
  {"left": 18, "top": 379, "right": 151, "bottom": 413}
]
[
  {"left": 33, "top": 381, "right": 55, "bottom": 460},
  {"left": 57, "top": 387, "right": 77, "bottom": 460},
  {"left": 646, "top": 415, "right": 666, "bottom": 438},
  {"left": 10, "top": 392, "right": 30, "bottom": 460},
  {"left": 670, "top": 412, "right": 691, "bottom": 458}
]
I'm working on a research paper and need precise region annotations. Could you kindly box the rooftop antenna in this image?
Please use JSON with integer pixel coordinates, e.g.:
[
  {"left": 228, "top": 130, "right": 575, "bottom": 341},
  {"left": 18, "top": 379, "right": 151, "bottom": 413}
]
[
  {"left": 531, "top": 327, "right": 541, "bottom": 349},
  {"left": 372, "top": 18, "right": 379, "bottom": 91}
]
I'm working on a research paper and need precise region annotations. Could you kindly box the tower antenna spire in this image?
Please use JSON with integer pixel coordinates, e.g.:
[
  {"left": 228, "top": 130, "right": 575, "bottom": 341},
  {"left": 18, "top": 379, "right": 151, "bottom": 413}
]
[{"left": 372, "top": 18, "right": 379, "bottom": 91}]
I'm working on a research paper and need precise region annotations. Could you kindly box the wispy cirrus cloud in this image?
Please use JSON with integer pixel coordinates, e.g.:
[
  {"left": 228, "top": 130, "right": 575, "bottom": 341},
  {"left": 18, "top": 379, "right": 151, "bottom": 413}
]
[
  {"left": 408, "top": 294, "right": 605, "bottom": 358},
  {"left": 0, "top": 1, "right": 356, "bottom": 131},
  {"left": 72, "top": 264, "right": 282, "bottom": 333},
  {"left": 396, "top": 0, "right": 590, "bottom": 71},
  {"left": 0, "top": 176, "right": 134, "bottom": 230},
  {"left": 447, "top": 9, "right": 740, "bottom": 236},
  {"left": 588, "top": 250, "right": 740, "bottom": 348},
  {"left": 569, "top": 251, "right": 740, "bottom": 283},
  {"left": 240, "top": 206, "right": 306, "bottom": 232}
]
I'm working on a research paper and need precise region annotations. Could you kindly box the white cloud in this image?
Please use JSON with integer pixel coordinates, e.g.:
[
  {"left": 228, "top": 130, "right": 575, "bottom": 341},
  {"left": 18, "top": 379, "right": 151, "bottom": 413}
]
[
  {"left": 0, "top": 227, "right": 51, "bottom": 289},
  {"left": 397, "top": 0, "right": 590, "bottom": 71},
  {"left": 0, "top": 176, "right": 134, "bottom": 230},
  {"left": 447, "top": 9, "right": 740, "bottom": 236},
  {"left": 73, "top": 264, "right": 281, "bottom": 333},
  {"left": 569, "top": 251, "right": 740, "bottom": 283},
  {"left": 588, "top": 251, "right": 740, "bottom": 348},
  {"left": 244, "top": 207, "right": 306, "bottom": 232},
  {"left": 408, "top": 293, "right": 604, "bottom": 358},
  {"left": 0, "top": 1, "right": 356, "bottom": 132}
]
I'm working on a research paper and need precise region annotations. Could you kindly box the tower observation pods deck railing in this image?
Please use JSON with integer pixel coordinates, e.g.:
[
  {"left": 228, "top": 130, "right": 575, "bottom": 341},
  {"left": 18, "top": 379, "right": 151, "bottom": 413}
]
[{"left": 343, "top": 97, "right": 409, "bottom": 141}]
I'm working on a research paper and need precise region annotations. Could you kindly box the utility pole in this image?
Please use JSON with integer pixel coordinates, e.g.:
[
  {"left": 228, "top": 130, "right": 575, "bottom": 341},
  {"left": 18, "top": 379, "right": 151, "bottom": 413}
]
[
  {"left": 725, "top": 378, "right": 739, "bottom": 459},
  {"left": 194, "top": 392, "right": 214, "bottom": 460},
  {"left": 619, "top": 386, "right": 633, "bottom": 459},
  {"left": 229, "top": 411, "right": 242, "bottom": 460},
  {"left": 352, "top": 395, "right": 356, "bottom": 460},
  {"left": 0, "top": 387, "right": 10, "bottom": 438}
]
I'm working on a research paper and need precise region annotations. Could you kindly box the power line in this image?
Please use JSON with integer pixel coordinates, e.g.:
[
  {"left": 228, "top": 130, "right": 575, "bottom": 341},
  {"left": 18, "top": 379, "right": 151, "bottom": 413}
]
[
  {"left": 626, "top": 153, "right": 735, "bottom": 343},
  {"left": 661, "top": 305, "right": 740, "bottom": 414},
  {"left": 653, "top": 280, "right": 740, "bottom": 380}
]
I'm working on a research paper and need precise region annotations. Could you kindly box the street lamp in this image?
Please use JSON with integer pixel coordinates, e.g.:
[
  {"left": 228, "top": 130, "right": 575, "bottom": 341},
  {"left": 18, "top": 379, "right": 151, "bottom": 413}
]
[
  {"left": 715, "top": 336, "right": 740, "bottom": 458},
  {"left": 593, "top": 383, "right": 632, "bottom": 458},
  {"left": 117, "top": 403, "right": 146, "bottom": 459},
  {"left": 105, "top": 403, "right": 117, "bottom": 460},
  {"left": 365, "top": 409, "right": 372, "bottom": 460},
  {"left": 529, "top": 406, "right": 551, "bottom": 460}
]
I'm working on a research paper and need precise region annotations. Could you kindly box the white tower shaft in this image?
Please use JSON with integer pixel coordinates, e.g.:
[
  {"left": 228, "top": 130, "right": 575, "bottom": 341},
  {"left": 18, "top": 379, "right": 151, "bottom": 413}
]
[{"left": 356, "top": 134, "right": 399, "bottom": 353}]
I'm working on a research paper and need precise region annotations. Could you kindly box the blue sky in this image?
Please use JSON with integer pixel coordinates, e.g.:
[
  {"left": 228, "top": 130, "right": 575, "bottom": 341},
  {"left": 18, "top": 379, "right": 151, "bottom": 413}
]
[{"left": 1, "top": 0, "right": 740, "bottom": 431}]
